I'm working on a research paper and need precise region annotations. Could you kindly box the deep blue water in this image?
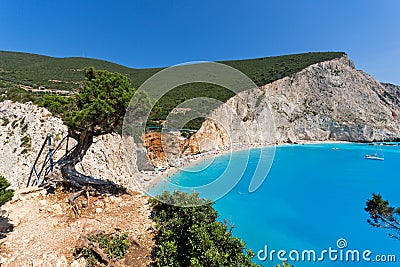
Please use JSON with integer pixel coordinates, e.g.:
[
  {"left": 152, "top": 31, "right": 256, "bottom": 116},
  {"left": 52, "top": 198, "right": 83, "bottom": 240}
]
[{"left": 150, "top": 143, "right": 400, "bottom": 267}]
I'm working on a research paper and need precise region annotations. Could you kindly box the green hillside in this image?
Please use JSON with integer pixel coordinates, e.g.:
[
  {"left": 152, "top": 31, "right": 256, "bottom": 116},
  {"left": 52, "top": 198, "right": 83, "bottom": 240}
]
[
  {"left": 0, "top": 51, "right": 161, "bottom": 90},
  {"left": 0, "top": 50, "right": 344, "bottom": 89},
  {"left": 0, "top": 50, "right": 345, "bottom": 129}
]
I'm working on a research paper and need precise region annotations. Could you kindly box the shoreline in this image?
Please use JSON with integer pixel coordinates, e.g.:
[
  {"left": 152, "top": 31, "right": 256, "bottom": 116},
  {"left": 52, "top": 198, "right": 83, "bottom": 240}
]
[{"left": 137, "top": 140, "right": 353, "bottom": 192}]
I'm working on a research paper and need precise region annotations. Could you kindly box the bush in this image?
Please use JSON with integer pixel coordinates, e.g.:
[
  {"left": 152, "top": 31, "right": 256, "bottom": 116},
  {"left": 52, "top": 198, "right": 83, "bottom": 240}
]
[
  {"left": 79, "top": 231, "right": 131, "bottom": 266},
  {"left": 149, "top": 191, "right": 260, "bottom": 267},
  {"left": 90, "top": 232, "right": 131, "bottom": 261},
  {"left": 0, "top": 176, "right": 14, "bottom": 206}
]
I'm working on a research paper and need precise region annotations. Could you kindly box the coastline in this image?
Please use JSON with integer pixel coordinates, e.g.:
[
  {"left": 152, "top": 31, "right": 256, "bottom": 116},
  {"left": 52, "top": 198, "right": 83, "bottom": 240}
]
[{"left": 137, "top": 140, "right": 352, "bottom": 192}]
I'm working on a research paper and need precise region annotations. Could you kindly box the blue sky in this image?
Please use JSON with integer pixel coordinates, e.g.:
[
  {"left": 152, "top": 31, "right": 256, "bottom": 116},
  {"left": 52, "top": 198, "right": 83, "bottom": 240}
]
[{"left": 1, "top": 0, "right": 399, "bottom": 84}]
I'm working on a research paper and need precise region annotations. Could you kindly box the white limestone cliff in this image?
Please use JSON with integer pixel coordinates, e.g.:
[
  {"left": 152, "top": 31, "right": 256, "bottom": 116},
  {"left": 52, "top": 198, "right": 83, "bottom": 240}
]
[
  {"left": 184, "top": 55, "right": 400, "bottom": 153},
  {"left": 0, "top": 100, "right": 138, "bottom": 189}
]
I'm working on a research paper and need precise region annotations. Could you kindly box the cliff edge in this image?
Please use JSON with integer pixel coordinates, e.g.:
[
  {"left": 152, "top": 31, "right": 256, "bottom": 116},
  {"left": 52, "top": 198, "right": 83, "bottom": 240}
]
[{"left": 0, "top": 100, "right": 139, "bottom": 190}]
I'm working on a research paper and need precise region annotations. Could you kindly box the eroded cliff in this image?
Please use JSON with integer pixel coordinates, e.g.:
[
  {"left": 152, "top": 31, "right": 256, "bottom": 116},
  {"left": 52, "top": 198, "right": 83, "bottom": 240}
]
[
  {"left": 184, "top": 55, "right": 400, "bottom": 153},
  {"left": 0, "top": 100, "right": 139, "bottom": 190}
]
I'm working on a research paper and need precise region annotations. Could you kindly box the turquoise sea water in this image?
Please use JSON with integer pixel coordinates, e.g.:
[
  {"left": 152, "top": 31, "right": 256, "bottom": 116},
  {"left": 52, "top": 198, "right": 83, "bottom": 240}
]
[{"left": 150, "top": 143, "right": 400, "bottom": 267}]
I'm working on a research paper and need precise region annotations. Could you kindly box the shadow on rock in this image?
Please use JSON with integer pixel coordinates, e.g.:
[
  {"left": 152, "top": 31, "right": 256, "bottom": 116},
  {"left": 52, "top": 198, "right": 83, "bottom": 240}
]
[{"left": 0, "top": 212, "right": 13, "bottom": 239}]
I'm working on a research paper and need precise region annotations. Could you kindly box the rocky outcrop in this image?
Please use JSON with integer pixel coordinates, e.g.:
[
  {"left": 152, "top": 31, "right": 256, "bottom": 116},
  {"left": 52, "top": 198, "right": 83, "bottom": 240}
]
[
  {"left": 76, "top": 133, "right": 139, "bottom": 190},
  {"left": 143, "top": 132, "right": 186, "bottom": 168},
  {"left": 0, "top": 100, "right": 67, "bottom": 188},
  {"left": 143, "top": 132, "right": 168, "bottom": 168},
  {"left": 380, "top": 83, "right": 400, "bottom": 112},
  {"left": 0, "top": 101, "right": 139, "bottom": 190},
  {"left": 184, "top": 55, "right": 400, "bottom": 153}
]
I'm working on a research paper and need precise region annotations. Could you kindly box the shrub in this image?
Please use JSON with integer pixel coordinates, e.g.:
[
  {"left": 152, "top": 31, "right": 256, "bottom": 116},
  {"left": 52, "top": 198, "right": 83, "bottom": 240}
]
[
  {"left": 90, "top": 232, "right": 131, "bottom": 261},
  {"left": 149, "top": 191, "right": 260, "bottom": 267},
  {"left": 78, "top": 231, "right": 131, "bottom": 266}
]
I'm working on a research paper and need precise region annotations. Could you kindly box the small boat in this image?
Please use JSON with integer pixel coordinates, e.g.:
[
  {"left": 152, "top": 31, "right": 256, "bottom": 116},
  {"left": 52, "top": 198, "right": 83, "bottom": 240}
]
[
  {"left": 364, "top": 143, "right": 385, "bottom": 160},
  {"left": 364, "top": 153, "right": 384, "bottom": 161},
  {"left": 381, "top": 143, "right": 397, "bottom": 146}
]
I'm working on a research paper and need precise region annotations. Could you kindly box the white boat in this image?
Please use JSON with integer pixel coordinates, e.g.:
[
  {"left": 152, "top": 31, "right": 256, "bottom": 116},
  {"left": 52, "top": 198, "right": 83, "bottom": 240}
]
[
  {"left": 364, "top": 144, "right": 385, "bottom": 161},
  {"left": 364, "top": 153, "right": 384, "bottom": 161}
]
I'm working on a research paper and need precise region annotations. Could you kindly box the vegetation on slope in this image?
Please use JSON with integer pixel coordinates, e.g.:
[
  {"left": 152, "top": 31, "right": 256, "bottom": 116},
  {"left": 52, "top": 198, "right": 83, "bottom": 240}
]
[
  {"left": 0, "top": 87, "right": 45, "bottom": 106},
  {"left": 149, "top": 190, "right": 260, "bottom": 267},
  {"left": 0, "top": 50, "right": 345, "bottom": 129},
  {"left": 0, "top": 50, "right": 344, "bottom": 90},
  {"left": 0, "top": 51, "right": 161, "bottom": 90},
  {"left": 77, "top": 231, "right": 131, "bottom": 266}
]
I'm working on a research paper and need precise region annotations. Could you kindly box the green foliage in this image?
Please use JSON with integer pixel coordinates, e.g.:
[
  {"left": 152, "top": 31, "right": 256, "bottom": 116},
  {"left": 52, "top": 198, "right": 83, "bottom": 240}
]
[
  {"left": 1, "top": 117, "right": 9, "bottom": 126},
  {"left": 89, "top": 232, "right": 131, "bottom": 261},
  {"left": 42, "top": 67, "right": 136, "bottom": 135},
  {"left": 0, "top": 87, "right": 46, "bottom": 105},
  {"left": 41, "top": 94, "right": 76, "bottom": 116},
  {"left": 80, "top": 232, "right": 131, "bottom": 266},
  {"left": 0, "top": 50, "right": 344, "bottom": 90},
  {"left": 70, "top": 67, "right": 134, "bottom": 133},
  {"left": 0, "top": 176, "right": 14, "bottom": 206},
  {"left": 149, "top": 191, "right": 260, "bottom": 267},
  {"left": 365, "top": 193, "right": 400, "bottom": 239},
  {"left": 20, "top": 135, "right": 31, "bottom": 148},
  {"left": 20, "top": 123, "right": 28, "bottom": 134},
  {"left": 0, "top": 50, "right": 159, "bottom": 91},
  {"left": 223, "top": 52, "right": 345, "bottom": 87},
  {"left": 81, "top": 247, "right": 102, "bottom": 267}
]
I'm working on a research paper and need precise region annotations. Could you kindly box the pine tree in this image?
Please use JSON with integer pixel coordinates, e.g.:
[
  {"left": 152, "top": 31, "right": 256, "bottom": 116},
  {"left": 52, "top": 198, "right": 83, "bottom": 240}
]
[{"left": 42, "top": 67, "right": 137, "bottom": 187}]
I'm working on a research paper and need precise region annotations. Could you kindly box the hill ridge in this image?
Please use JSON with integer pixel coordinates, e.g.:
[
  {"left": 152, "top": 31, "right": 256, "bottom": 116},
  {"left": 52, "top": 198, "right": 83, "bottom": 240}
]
[
  {"left": 0, "top": 50, "right": 345, "bottom": 88},
  {"left": 0, "top": 50, "right": 346, "bottom": 129}
]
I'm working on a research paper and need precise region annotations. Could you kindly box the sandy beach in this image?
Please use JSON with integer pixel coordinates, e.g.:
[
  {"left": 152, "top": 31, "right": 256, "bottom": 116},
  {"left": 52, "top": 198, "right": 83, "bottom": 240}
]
[{"left": 136, "top": 140, "right": 352, "bottom": 192}]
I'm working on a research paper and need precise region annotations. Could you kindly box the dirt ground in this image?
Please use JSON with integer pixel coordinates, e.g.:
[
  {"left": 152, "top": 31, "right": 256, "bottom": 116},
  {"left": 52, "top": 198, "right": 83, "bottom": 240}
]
[{"left": 0, "top": 186, "right": 155, "bottom": 266}]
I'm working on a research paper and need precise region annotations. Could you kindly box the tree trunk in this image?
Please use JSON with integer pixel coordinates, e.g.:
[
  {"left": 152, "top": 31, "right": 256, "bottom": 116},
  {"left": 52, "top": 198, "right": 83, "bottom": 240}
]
[{"left": 58, "top": 129, "right": 111, "bottom": 187}]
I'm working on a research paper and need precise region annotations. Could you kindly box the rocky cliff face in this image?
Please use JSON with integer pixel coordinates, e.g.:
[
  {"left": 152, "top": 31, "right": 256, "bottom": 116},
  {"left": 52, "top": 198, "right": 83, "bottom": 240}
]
[
  {"left": 184, "top": 55, "right": 400, "bottom": 153},
  {"left": 0, "top": 100, "right": 138, "bottom": 190},
  {"left": 76, "top": 133, "right": 139, "bottom": 190},
  {"left": 380, "top": 83, "right": 400, "bottom": 110},
  {"left": 0, "top": 100, "right": 67, "bottom": 188}
]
